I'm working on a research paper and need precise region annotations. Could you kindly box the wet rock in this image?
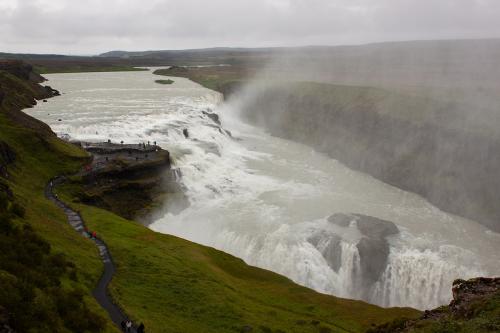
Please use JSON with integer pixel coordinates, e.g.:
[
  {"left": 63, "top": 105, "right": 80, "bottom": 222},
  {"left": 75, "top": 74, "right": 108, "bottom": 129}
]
[
  {"left": 357, "top": 237, "right": 391, "bottom": 284},
  {"left": 327, "top": 213, "right": 354, "bottom": 227},
  {"left": 326, "top": 213, "right": 399, "bottom": 285},
  {"left": 203, "top": 111, "right": 221, "bottom": 125},
  {"left": 355, "top": 214, "right": 399, "bottom": 239},
  {"left": 354, "top": 214, "right": 398, "bottom": 284},
  {"left": 308, "top": 231, "right": 343, "bottom": 272}
]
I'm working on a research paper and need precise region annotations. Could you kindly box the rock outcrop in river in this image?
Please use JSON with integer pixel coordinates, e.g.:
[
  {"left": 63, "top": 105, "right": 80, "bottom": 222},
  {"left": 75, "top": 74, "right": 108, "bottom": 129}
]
[{"left": 308, "top": 213, "right": 399, "bottom": 300}]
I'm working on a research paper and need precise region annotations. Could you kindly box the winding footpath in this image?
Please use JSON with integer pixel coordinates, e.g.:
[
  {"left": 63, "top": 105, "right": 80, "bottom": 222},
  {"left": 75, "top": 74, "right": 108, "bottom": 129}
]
[{"left": 46, "top": 177, "right": 136, "bottom": 333}]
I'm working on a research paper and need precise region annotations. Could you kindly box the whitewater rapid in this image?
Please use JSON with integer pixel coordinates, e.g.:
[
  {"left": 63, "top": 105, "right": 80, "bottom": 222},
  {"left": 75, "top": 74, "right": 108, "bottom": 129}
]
[{"left": 27, "top": 69, "right": 500, "bottom": 310}]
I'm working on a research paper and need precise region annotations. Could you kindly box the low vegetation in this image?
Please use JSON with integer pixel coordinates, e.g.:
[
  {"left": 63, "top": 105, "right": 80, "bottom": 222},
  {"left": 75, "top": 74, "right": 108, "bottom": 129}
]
[{"left": 0, "top": 188, "right": 106, "bottom": 332}]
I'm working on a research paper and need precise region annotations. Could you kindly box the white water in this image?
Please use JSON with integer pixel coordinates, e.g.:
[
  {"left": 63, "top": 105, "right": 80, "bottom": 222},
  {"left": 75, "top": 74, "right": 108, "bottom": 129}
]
[{"left": 28, "top": 69, "right": 500, "bottom": 310}]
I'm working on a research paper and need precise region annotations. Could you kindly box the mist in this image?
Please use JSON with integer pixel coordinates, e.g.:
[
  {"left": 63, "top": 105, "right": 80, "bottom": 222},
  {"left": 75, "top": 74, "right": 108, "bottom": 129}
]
[{"left": 229, "top": 39, "right": 500, "bottom": 233}]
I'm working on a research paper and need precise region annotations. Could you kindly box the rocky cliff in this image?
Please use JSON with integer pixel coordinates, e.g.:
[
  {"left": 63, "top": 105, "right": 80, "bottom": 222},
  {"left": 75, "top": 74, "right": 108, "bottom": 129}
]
[
  {"left": 236, "top": 82, "right": 500, "bottom": 233},
  {"left": 368, "top": 277, "right": 500, "bottom": 332},
  {"left": 68, "top": 142, "right": 186, "bottom": 221},
  {"left": 0, "top": 59, "right": 60, "bottom": 136}
]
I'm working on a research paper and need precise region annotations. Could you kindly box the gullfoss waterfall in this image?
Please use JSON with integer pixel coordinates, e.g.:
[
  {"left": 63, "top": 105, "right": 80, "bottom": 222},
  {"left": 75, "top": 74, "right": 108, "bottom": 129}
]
[{"left": 27, "top": 70, "right": 500, "bottom": 310}]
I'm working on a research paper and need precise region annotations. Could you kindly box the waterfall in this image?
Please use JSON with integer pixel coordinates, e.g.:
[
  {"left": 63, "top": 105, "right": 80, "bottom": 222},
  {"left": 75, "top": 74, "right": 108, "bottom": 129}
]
[{"left": 29, "top": 70, "right": 500, "bottom": 311}]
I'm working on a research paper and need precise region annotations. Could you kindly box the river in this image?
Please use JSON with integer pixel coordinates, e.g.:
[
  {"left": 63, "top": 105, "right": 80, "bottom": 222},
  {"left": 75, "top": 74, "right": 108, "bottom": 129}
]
[{"left": 27, "top": 69, "right": 500, "bottom": 310}]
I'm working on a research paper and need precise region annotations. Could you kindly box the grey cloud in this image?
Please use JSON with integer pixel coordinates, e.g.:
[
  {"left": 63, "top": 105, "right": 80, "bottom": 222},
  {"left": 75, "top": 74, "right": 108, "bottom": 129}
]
[{"left": 0, "top": 0, "right": 500, "bottom": 54}]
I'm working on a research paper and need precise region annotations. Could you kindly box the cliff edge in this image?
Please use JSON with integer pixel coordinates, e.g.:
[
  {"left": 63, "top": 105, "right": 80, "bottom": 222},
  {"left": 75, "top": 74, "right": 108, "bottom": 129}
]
[{"left": 368, "top": 277, "right": 500, "bottom": 333}]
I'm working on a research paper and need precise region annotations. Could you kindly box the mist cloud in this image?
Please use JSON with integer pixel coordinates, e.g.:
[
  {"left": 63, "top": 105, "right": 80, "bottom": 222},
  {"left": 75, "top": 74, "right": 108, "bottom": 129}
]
[{"left": 1, "top": 0, "right": 500, "bottom": 54}]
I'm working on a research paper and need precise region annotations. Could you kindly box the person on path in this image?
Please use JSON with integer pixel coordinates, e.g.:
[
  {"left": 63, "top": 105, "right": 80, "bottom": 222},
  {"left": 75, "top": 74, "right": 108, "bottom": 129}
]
[
  {"left": 126, "top": 320, "right": 132, "bottom": 332},
  {"left": 91, "top": 231, "right": 97, "bottom": 239},
  {"left": 120, "top": 321, "right": 126, "bottom": 332},
  {"left": 137, "top": 323, "right": 145, "bottom": 333}
]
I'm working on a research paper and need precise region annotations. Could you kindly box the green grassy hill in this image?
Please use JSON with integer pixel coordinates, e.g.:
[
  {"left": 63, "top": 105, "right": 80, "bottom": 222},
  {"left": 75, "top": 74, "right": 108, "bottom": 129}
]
[{"left": 0, "top": 61, "right": 420, "bottom": 332}]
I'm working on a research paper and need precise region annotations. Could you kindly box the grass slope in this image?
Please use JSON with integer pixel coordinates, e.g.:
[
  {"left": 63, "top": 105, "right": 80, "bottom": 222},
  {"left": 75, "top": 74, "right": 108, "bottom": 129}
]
[{"left": 57, "top": 184, "right": 419, "bottom": 333}]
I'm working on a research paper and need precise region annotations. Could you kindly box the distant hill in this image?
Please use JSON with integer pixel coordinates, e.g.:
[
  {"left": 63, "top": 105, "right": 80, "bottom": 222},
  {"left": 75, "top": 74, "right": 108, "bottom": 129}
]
[{"left": 98, "top": 39, "right": 500, "bottom": 79}]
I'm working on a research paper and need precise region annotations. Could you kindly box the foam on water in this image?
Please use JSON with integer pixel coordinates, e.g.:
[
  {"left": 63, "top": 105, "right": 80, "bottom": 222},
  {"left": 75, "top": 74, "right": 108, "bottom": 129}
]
[{"left": 27, "top": 70, "right": 500, "bottom": 310}]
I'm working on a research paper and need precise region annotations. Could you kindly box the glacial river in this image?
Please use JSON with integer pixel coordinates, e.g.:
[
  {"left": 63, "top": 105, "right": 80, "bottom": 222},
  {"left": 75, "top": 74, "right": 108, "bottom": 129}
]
[{"left": 27, "top": 69, "right": 500, "bottom": 310}]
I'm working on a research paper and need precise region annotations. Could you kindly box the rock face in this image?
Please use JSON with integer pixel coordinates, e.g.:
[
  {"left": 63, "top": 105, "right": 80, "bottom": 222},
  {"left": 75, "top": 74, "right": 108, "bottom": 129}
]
[
  {"left": 308, "top": 213, "right": 399, "bottom": 297},
  {"left": 330, "top": 213, "right": 398, "bottom": 285},
  {"left": 0, "top": 59, "right": 45, "bottom": 83},
  {"left": 450, "top": 277, "right": 500, "bottom": 318},
  {"left": 75, "top": 142, "right": 187, "bottom": 221},
  {"left": 238, "top": 83, "right": 500, "bottom": 233},
  {"left": 307, "top": 231, "right": 343, "bottom": 272},
  {"left": 368, "top": 277, "right": 500, "bottom": 333},
  {"left": 203, "top": 110, "right": 221, "bottom": 125}
]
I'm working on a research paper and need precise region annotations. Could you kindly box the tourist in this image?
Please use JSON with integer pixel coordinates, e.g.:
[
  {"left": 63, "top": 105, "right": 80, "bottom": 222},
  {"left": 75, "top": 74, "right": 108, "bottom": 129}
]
[
  {"left": 91, "top": 231, "right": 97, "bottom": 239},
  {"left": 120, "top": 321, "right": 126, "bottom": 332},
  {"left": 125, "top": 320, "right": 132, "bottom": 332},
  {"left": 137, "top": 323, "right": 145, "bottom": 333}
]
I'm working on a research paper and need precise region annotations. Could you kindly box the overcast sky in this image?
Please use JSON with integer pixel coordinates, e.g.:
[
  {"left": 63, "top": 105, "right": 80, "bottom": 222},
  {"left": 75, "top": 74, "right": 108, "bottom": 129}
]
[{"left": 1, "top": 0, "right": 500, "bottom": 55}]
